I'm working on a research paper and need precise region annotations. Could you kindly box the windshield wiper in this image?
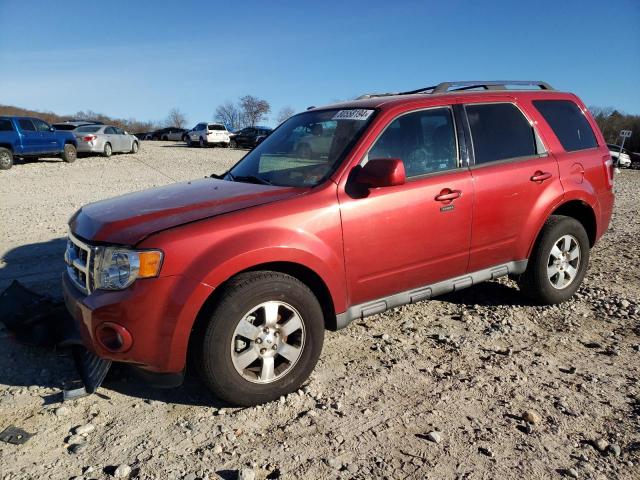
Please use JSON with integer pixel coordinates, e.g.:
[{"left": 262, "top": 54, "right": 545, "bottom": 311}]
[{"left": 232, "top": 174, "right": 272, "bottom": 185}]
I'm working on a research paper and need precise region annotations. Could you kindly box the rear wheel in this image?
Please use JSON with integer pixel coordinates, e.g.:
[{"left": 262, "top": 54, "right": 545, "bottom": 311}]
[
  {"left": 62, "top": 144, "right": 77, "bottom": 163},
  {"left": 518, "top": 215, "right": 590, "bottom": 305},
  {"left": 196, "top": 271, "right": 324, "bottom": 406},
  {"left": 162, "top": 135, "right": 168, "bottom": 141},
  {"left": 0, "top": 147, "right": 13, "bottom": 170},
  {"left": 103, "top": 143, "right": 112, "bottom": 157}
]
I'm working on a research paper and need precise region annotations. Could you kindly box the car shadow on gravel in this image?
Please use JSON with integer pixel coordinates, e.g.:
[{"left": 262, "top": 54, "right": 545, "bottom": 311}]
[{"left": 438, "top": 280, "right": 532, "bottom": 307}]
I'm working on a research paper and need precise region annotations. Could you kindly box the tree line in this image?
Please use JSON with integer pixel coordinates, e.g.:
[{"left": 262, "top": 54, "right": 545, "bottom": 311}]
[
  {"left": 590, "top": 107, "right": 639, "bottom": 152},
  {"left": 1, "top": 95, "right": 296, "bottom": 134}
]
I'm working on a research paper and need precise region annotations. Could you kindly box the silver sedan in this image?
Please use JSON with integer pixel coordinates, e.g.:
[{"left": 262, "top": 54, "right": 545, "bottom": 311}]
[{"left": 74, "top": 125, "right": 139, "bottom": 157}]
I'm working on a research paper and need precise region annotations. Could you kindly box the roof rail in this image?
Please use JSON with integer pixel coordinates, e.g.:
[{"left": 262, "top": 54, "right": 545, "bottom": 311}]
[{"left": 401, "top": 80, "right": 554, "bottom": 95}]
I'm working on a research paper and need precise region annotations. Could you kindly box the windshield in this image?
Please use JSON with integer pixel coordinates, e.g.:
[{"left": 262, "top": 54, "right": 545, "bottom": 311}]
[
  {"left": 227, "top": 108, "right": 375, "bottom": 187},
  {"left": 76, "top": 126, "right": 101, "bottom": 133}
]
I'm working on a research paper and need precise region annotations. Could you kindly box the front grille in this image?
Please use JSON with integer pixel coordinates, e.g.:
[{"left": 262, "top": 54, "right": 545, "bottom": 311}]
[{"left": 64, "top": 232, "right": 95, "bottom": 295}]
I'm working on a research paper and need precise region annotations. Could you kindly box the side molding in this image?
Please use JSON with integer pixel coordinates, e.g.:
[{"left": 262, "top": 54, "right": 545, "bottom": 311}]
[{"left": 335, "top": 260, "right": 528, "bottom": 329}]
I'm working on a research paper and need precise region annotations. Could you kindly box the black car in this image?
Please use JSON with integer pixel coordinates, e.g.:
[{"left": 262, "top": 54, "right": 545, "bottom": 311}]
[{"left": 230, "top": 127, "right": 273, "bottom": 148}]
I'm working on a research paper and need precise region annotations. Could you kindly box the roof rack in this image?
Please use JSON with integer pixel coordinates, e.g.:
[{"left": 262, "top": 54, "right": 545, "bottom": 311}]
[
  {"left": 358, "top": 81, "right": 554, "bottom": 99},
  {"left": 401, "top": 80, "right": 554, "bottom": 95}
]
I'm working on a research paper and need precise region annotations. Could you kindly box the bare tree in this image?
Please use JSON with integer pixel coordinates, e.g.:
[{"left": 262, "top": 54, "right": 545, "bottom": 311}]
[
  {"left": 240, "top": 95, "right": 271, "bottom": 127},
  {"left": 215, "top": 101, "right": 242, "bottom": 131},
  {"left": 277, "top": 106, "right": 296, "bottom": 124},
  {"left": 166, "top": 108, "right": 187, "bottom": 128}
]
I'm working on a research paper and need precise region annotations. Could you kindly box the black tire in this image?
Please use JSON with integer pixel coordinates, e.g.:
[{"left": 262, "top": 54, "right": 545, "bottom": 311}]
[
  {"left": 199, "top": 137, "right": 206, "bottom": 148},
  {"left": 62, "top": 144, "right": 77, "bottom": 163},
  {"left": 518, "top": 215, "right": 590, "bottom": 305},
  {"left": 162, "top": 135, "right": 168, "bottom": 141},
  {"left": 230, "top": 139, "right": 237, "bottom": 149},
  {"left": 130, "top": 141, "right": 139, "bottom": 154},
  {"left": 182, "top": 135, "right": 189, "bottom": 143},
  {"left": 196, "top": 271, "right": 324, "bottom": 406},
  {"left": 103, "top": 142, "right": 112, "bottom": 157},
  {"left": 0, "top": 147, "right": 13, "bottom": 170}
]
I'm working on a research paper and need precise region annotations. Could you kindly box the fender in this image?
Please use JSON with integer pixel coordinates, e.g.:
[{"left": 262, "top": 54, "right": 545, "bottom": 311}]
[{"left": 523, "top": 189, "right": 599, "bottom": 259}]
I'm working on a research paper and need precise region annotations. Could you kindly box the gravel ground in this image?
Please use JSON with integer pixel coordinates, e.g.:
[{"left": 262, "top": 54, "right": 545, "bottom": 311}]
[{"left": 0, "top": 142, "right": 639, "bottom": 480}]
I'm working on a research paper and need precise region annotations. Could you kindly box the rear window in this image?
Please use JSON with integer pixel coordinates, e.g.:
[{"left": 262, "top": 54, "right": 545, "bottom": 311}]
[
  {"left": 76, "top": 126, "right": 101, "bottom": 133},
  {"left": 533, "top": 100, "right": 597, "bottom": 152},
  {"left": 0, "top": 119, "right": 13, "bottom": 131},
  {"left": 53, "top": 124, "right": 77, "bottom": 130},
  {"left": 466, "top": 103, "right": 537, "bottom": 164},
  {"left": 208, "top": 124, "right": 226, "bottom": 131}
]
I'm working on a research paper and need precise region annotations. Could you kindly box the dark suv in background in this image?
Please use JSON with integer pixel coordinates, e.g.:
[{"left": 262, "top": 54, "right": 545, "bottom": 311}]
[{"left": 230, "top": 126, "right": 273, "bottom": 148}]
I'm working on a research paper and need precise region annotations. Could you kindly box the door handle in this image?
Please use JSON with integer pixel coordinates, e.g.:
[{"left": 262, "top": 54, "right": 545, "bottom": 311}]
[
  {"left": 435, "top": 189, "right": 462, "bottom": 202},
  {"left": 530, "top": 171, "right": 552, "bottom": 182}
]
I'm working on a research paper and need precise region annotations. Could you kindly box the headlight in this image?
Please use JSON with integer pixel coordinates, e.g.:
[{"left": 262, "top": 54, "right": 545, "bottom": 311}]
[{"left": 94, "top": 247, "right": 163, "bottom": 290}]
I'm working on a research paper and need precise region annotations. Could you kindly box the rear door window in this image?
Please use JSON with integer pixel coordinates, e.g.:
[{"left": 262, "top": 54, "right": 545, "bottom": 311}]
[
  {"left": 367, "top": 107, "right": 458, "bottom": 177},
  {"left": 17, "top": 119, "right": 36, "bottom": 131},
  {"left": 466, "top": 103, "right": 538, "bottom": 165},
  {"left": 533, "top": 100, "right": 597, "bottom": 152},
  {"left": 0, "top": 119, "right": 14, "bottom": 131}
]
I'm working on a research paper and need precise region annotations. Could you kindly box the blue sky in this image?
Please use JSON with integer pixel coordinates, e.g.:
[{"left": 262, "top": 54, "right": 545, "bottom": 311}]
[{"left": 1, "top": 0, "right": 638, "bottom": 127}]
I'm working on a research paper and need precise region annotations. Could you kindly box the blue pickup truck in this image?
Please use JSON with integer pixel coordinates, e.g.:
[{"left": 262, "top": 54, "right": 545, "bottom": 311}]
[{"left": 0, "top": 116, "right": 78, "bottom": 170}]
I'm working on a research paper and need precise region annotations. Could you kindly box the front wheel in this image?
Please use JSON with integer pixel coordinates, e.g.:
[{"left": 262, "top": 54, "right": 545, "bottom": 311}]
[
  {"left": 0, "top": 147, "right": 13, "bottom": 170},
  {"left": 199, "top": 137, "right": 206, "bottom": 148},
  {"left": 130, "top": 141, "right": 139, "bottom": 154},
  {"left": 196, "top": 271, "right": 324, "bottom": 406},
  {"left": 230, "top": 139, "right": 237, "bottom": 149},
  {"left": 518, "top": 215, "right": 590, "bottom": 305},
  {"left": 62, "top": 144, "right": 77, "bottom": 163}
]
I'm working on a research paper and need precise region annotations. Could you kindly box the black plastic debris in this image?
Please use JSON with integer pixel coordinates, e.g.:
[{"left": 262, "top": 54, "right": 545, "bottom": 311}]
[
  {"left": 0, "top": 426, "right": 33, "bottom": 445},
  {"left": 0, "top": 280, "right": 111, "bottom": 398},
  {"left": 0, "top": 280, "right": 77, "bottom": 346},
  {"left": 63, "top": 346, "right": 112, "bottom": 401}
]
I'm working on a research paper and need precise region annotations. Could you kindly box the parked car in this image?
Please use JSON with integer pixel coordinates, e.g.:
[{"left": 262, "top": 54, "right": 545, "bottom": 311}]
[
  {"left": 153, "top": 127, "right": 187, "bottom": 141},
  {"left": 62, "top": 81, "right": 614, "bottom": 406},
  {"left": 0, "top": 116, "right": 77, "bottom": 169},
  {"left": 230, "top": 126, "right": 273, "bottom": 148},
  {"left": 606, "top": 143, "right": 631, "bottom": 168},
  {"left": 186, "top": 122, "right": 230, "bottom": 147},
  {"left": 73, "top": 125, "right": 139, "bottom": 157}
]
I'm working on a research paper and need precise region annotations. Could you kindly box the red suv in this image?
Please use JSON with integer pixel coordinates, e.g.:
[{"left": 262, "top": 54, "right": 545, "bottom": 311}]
[{"left": 63, "top": 81, "right": 614, "bottom": 406}]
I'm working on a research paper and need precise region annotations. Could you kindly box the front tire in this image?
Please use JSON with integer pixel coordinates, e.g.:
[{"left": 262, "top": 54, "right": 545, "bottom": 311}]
[
  {"left": 0, "top": 147, "right": 13, "bottom": 170},
  {"left": 130, "top": 141, "right": 139, "bottom": 154},
  {"left": 230, "top": 139, "right": 237, "bottom": 149},
  {"left": 196, "top": 271, "right": 324, "bottom": 406},
  {"left": 518, "top": 215, "right": 590, "bottom": 305},
  {"left": 62, "top": 144, "right": 77, "bottom": 163},
  {"left": 199, "top": 137, "right": 206, "bottom": 148}
]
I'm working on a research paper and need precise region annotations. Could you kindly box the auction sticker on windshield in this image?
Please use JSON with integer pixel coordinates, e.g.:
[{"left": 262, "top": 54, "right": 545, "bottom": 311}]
[{"left": 332, "top": 109, "right": 374, "bottom": 121}]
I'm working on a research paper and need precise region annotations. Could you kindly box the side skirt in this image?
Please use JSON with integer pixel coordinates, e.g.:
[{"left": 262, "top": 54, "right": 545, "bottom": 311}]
[{"left": 335, "top": 260, "right": 528, "bottom": 329}]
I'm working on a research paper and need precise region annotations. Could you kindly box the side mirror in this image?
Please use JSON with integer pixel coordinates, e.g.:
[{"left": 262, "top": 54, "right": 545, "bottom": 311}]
[
  {"left": 354, "top": 158, "right": 406, "bottom": 188},
  {"left": 49, "top": 126, "right": 55, "bottom": 132}
]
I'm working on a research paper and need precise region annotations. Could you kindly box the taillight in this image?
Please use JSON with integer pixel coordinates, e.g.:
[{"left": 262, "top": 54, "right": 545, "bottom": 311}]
[
  {"left": 83, "top": 135, "right": 96, "bottom": 142},
  {"left": 603, "top": 154, "right": 614, "bottom": 187}
]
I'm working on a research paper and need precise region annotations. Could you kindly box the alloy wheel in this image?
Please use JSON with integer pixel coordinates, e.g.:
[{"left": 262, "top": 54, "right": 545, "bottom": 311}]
[
  {"left": 547, "top": 234, "right": 581, "bottom": 289},
  {"left": 230, "top": 301, "right": 305, "bottom": 384}
]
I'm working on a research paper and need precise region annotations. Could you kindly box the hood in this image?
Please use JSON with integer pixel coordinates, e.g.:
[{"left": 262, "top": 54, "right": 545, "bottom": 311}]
[{"left": 69, "top": 178, "right": 305, "bottom": 245}]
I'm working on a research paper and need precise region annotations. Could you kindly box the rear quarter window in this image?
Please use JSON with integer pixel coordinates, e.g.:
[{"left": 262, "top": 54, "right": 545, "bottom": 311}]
[
  {"left": 0, "top": 119, "right": 14, "bottom": 131},
  {"left": 466, "top": 103, "right": 537, "bottom": 164},
  {"left": 533, "top": 100, "right": 597, "bottom": 152}
]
